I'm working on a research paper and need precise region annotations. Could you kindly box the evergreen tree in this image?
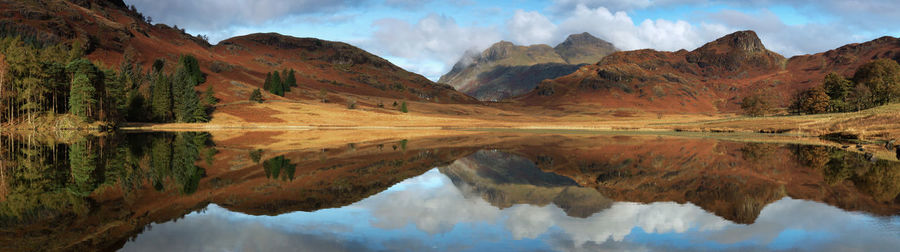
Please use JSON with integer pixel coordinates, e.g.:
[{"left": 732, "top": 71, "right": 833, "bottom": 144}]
[
  {"left": 283, "top": 69, "right": 297, "bottom": 87},
  {"left": 823, "top": 72, "right": 852, "bottom": 112},
  {"left": 400, "top": 101, "right": 408, "bottom": 113},
  {"left": 125, "top": 91, "right": 147, "bottom": 122},
  {"left": 171, "top": 57, "right": 210, "bottom": 123},
  {"left": 203, "top": 86, "right": 217, "bottom": 107},
  {"left": 68, "top": 74, "right": 96, "bottom": 121},
  {"left": 150, "top": 72, "right": 172, "bottom": 122},
  {"left": 152, "top": 58, "right": 165, "bottom": 73},
  {"left": 269, "top": 71, "right": 283, "bottom": 96},
  {"left": 172, "top": 67, "right": 191, "bottom": 122},
  {"left": 177, "top": 54, "right": 204, "bottom": 85},
  {"left": 263, "top": 72, "right": 272, "bottom": 92}
]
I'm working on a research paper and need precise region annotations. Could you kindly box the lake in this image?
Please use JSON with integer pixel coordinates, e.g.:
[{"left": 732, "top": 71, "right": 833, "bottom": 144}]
[{"left": 1, "top": 131, "right": 898, "bottom": 251}]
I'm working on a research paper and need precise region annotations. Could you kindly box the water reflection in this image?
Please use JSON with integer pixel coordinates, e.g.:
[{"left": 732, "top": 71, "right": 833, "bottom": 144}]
[
  {"left": 122, "top": 169, "right": 900, "bottom": 252},
  {"left": 0, "top": 132, "right": 899, "bottom": 251}
]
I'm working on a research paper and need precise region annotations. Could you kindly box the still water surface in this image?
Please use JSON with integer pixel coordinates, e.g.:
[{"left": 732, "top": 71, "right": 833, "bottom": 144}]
[{"left": 1, "top": 132, "right": 899, "bottom": 251}]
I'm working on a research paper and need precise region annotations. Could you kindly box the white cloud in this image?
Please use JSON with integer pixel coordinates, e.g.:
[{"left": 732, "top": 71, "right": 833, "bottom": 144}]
[
  {"left": 506, "top": 10, "right": 558, "bottom": 46},
  {"left": 361, "top": 169, "right": 500, "bottom": 234},
  {"left": 550, "top": 5, "right": 728, "bottom": 51},
  {"left": 127, "top": 0, "right": 367, "bottom": 31},
  {"left": 706, "top": 9, "right": 864, "bottom": 56},
  {"left": 363, "top": 14, "right": 502, "bottom": 80},
  {"left": 363, "top": 4, "right": 732, "bottom": 81},
  {"left": 550, "top": 0, "right": 654, "bottom": 12}
]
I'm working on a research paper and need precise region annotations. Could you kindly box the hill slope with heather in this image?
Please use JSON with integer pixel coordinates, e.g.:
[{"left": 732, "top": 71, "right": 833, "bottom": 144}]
[
  {"left": 439, "top": 33, "right": 617, "bottom": 101},
  {"left": 516, "top": 30, "right": 900, "bottom": 113},
  {"left": 0, "top": 0, "right": 476, "bottom": 108}
]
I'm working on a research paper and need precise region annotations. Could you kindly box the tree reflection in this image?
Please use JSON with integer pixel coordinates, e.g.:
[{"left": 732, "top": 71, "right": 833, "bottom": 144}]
[
  {"left": 792, "top": 145, "right": 900, "bottom": 203},
  {"left": 263, "top": 155, "right": 296, "bottom": 181},
  {"left": 0, "top": 132, "right": 214, "bottom": 223}
]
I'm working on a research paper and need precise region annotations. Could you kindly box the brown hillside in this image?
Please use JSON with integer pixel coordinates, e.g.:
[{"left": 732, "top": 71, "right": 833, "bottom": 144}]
[
  {"left": 0, "top": 0, "right": 476, "bottom": 106},
  {"left": 517, "top": 30, "right": 900, "bottom": 113}
]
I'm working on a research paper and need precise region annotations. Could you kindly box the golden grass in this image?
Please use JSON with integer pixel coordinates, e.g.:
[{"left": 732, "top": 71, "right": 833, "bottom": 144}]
[
  {"left": 121, "top": 99, "right": 900, "bottom": 142},
  {"left": 659, "top": 104, "right": 900, "bottom": 141}
]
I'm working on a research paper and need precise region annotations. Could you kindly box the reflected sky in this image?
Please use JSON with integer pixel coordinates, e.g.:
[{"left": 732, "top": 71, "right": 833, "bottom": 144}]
[{"left": 121, "top": 169, "right": 900, "bottom": 252}]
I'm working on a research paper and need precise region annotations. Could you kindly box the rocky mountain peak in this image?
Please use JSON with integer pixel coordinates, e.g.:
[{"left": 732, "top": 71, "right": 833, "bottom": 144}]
[
  {"left": 686, "top": 30, "right": 784, "bottom": 72},
  {"left": 699, "top": 30, "right": 766, "bottom": 53},
  {"left": 557, "top": 32, "right": 609, "bottom": 48},
  {"left": 554, "top": 32, "right": 617, "bottom": 64}
]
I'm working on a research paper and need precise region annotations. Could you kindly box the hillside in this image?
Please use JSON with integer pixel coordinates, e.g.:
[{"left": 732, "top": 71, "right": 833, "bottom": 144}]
[
  {"left": 516, "top": 30, "right": 900, "bottom": 113},
  {"left": 0, "top": 0, "right": 476, "bottom": 109},
  {"left": 439, "top": 33, "right": 617, "bottom": 101}
]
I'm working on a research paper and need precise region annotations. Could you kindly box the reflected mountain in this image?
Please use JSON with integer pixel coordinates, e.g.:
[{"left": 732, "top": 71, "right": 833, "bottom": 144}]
[
  {"left": 1, "top": 131, "right": 899, "bottom": 251},
  {"left": 441, "top": 150, "right": 612, "bottom": 218}
]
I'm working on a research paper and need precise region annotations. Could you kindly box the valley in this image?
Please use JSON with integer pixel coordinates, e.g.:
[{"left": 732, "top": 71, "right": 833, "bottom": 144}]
[{"left": 1, "top": 0, "right": 899, "bottom": 143}]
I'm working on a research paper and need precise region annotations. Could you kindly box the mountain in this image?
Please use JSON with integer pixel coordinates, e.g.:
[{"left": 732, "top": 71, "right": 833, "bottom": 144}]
[
  {"left": 554, "top": 32, "right": 618, "bottom": 64},
  {"left": 0, "top": 0, "right": 477, "bottom": 106},
  {"left": 516, "top": 30, "right": 900, "bottom": 113},
  {"left": 439, "top": 33, "right": 617, "bottom": 101}
]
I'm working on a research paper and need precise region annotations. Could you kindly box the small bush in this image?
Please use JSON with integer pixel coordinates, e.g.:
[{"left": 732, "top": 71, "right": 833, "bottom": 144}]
[
  {"left": 400, "top": 101, "right": 408, "bottom": 113},
  {"left": 249, "top": 88, "right": 264, "bottom": 103},
  {"left": 741, "top": 94, "right": 770, "bottom": 117},
  {"left": 319, "top": 88, "right": 328, "bottom": 103},
  {"left": 209, "top": 61, "right": 233, "bottom": 73},
  {"left": 347, "top": 98, "right": 356, "bottom": 109}
]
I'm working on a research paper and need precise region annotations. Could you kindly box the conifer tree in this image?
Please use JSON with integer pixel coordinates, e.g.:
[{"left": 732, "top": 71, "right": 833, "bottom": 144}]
[
  {"left": 269, "top": 71, "right": 283, "bottom": 96},
  {"left": 283, "top": 69, "right": 297, "bottom": 87},
  {"left": 823, "top": 72, "right": 852, "bottom": 112},
  {"left": 69, "top": 74, "right": 96, "bottom": 121},
  {"left": 150, "top": 72, "right": 172, "bottom": 122}
]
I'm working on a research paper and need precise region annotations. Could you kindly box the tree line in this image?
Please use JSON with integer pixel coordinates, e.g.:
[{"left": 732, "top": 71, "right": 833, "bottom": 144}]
[
  {"left": 742, "top": 59, "right": 900, "bottom": 116},
  {"left": 793, "top": 58, "right": 900, "bottom": 114},
  {"left": 262, "top": 69, "right": 296, "bottom": 97},
  {"left": 0, "top": 35, "right": 216, "bottom": 127}
]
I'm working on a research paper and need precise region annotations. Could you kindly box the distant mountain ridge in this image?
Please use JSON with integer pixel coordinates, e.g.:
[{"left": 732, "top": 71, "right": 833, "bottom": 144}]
[
  {"left": 439, "top": 33, "right": 617, "bottom": 101},
  {"left": 516, "top": 30, "right": 900, "bottom": 113}
]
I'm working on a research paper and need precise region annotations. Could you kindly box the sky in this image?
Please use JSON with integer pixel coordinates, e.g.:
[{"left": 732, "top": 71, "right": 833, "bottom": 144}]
[{"left": 125, "top": 0, "right": 900, "bottom": 81}]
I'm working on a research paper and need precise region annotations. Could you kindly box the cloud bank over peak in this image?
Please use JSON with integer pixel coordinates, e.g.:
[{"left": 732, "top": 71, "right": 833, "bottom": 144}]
[{"left": 364, "top": 14, "right": 502, "bottom": 80}]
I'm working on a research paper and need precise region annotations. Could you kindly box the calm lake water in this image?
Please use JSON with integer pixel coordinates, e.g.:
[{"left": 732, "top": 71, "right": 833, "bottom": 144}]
[{"left": 1, "top": 132, "right": 899, "bottom": 251}]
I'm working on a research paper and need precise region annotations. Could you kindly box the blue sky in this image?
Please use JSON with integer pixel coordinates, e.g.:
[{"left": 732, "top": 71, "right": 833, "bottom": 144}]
[{"left": 126, "top": 0, "right": 900, "bottom": 80}]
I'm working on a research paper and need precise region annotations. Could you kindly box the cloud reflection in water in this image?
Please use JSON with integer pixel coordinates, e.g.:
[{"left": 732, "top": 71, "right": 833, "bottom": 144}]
[{"left": 122, "top": 169, "right": 900, "bottom": 252}]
